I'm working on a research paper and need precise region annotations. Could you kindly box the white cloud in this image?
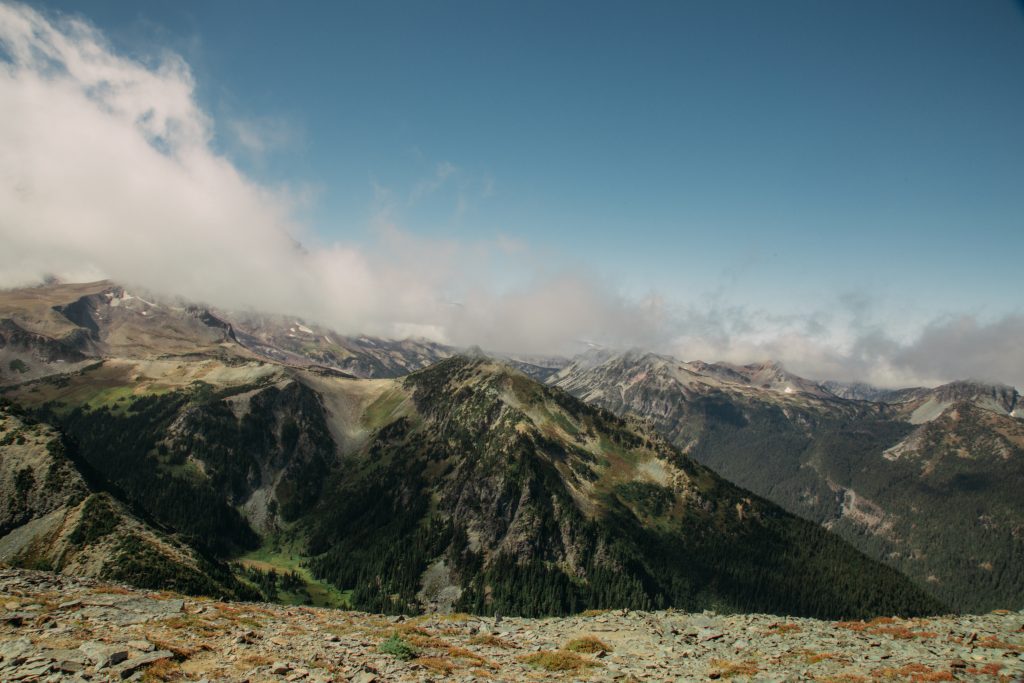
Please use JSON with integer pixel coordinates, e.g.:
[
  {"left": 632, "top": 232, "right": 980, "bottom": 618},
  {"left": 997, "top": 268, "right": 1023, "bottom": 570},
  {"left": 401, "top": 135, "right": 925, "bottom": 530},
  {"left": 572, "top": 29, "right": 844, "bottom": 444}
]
[
  {"left": 228, "top": 116, "right": 298, "bottom": 156},
  {"left": 409, "top": 160, "right": 456, "bottom": 202},
  {"left": 0, "top": 3, "right": 665, "bottom": 356},
  {"left": 667, "top": 304, "right": 1024, "bottom": 390}
]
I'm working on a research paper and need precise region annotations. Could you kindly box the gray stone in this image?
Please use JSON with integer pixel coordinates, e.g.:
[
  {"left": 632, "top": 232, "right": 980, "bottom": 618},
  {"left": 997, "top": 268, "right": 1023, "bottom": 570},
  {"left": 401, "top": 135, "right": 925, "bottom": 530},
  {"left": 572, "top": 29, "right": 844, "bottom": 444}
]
[
  {"left": 78, "top": 641, "right": 130, "bottom": 669},
  {"left": 111, "top": 650, "right": 175, "bottom": 679},
  {"left": 0, "top": 637, "right": 34, "bottom": 666}
]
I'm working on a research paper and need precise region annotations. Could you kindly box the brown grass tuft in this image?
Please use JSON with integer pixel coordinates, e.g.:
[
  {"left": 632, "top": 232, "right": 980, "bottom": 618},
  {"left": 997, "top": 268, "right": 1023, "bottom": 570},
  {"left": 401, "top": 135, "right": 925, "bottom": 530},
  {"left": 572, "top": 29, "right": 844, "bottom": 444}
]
[
  {"left": 974, "top": 636, "right": 1022, "bottom": 652},
  {"left": 238, "top": 653, "right": 276, "bottom": 667},
  {"left": 805, "top": 652, "right": 841, "bottom": 664},
  {"left": 837, "top": 616, "right": 896, "bottom": 631},
  {"left": 468, "top": 634, "right": 516, "bottom": 649},
  {"left": 709, "top": 658, "right": 759, "bottom": 679},
  {"left": 521, "top": 650, "right": 600, "bottom": 671},
  {"left": 836, "top": 617, "right": 936, "bottom": 640},
  {"left": 965, "top": 663, "right": 1003, "bottom": 675},
  {"left": 446, "top": 645, "right": 490, "bottom": 666},
  {"left": 581, "top": 608, "right": 611, "bottom": 617},
  {"left": 871, "top": 625, "right": 938, "bottom": 640},
  {"left": 395, "top": 624, "right": 433, "bottom": 636},
  {"left": 436, "top": 612, "right": 473, "bottom": 622},
  {"left": 413, "top": 656, "right": 458, "bottom": 674},
  {"left": 140, "top": 659, "right": 182, "bottom": 682},
  {"left": 405, "top": 632, "right": 450, "bottom": 649},
  {"left": 870, "top": 663, "right": 954, "bottom": 681},
  {"left": 563, "top": 635, "right": 612, "bottom": 653}
]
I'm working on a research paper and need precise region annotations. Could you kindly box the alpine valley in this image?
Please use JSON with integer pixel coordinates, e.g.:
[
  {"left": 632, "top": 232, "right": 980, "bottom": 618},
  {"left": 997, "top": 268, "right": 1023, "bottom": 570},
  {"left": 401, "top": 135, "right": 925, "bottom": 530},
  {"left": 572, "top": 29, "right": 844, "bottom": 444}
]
[{"left": 1, "top": 280, "right": 1020, "bottom": 625}]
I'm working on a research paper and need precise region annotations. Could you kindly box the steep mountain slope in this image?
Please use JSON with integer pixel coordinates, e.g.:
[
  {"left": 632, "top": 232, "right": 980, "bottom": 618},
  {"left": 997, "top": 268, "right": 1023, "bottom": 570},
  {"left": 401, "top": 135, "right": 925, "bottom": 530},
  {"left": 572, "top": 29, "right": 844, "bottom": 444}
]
[
  {"left": 0, "top": 402, "right": 254, "bottom": 598},
  {"left": 550, "top": 351, "right": 1024, "bottom": 611},
  {"left": 302, "top": 357, "right": 943, "bottom": 618}
]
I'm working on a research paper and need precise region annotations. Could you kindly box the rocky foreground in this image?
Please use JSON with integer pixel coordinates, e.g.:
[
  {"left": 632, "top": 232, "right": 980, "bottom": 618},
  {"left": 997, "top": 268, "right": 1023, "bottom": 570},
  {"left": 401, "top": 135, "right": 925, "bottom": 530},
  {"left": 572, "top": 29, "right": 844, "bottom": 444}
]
[{"left": 0, "top": 570, "right": 1022, "bottom": 682}]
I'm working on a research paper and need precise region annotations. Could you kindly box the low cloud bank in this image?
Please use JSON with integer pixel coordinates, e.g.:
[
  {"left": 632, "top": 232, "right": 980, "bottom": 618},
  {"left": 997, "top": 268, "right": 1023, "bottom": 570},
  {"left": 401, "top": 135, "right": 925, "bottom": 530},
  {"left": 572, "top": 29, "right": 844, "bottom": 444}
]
[{"left": 669, "top": 311, "right": 1024, "bottom": 390}]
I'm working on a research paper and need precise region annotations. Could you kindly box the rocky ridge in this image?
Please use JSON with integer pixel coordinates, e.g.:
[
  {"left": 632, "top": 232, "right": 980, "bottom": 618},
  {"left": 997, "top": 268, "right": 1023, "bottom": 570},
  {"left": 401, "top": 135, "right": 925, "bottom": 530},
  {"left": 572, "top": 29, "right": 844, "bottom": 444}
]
[{"left": 1, "top": 569, "right": 1022, "bottom": 682}]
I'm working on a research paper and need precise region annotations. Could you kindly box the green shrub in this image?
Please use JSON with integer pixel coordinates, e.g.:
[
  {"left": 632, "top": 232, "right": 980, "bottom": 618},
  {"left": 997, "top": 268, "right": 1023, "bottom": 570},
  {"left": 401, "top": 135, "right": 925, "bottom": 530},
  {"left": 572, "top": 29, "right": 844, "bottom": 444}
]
[{"left": 378, "top": 634, "right": 419, "bottom": 660}]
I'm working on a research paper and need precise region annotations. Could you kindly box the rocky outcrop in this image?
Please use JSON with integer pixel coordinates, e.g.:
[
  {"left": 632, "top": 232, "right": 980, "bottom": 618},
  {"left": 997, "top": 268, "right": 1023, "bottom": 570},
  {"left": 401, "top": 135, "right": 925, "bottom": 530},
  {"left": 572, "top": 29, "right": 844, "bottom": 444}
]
[
  {"left": 0, "top": 408, "right": 88, "bottom": 537},
  {"left": 0, "top": 319, "right": 95, "bottom": 363}
]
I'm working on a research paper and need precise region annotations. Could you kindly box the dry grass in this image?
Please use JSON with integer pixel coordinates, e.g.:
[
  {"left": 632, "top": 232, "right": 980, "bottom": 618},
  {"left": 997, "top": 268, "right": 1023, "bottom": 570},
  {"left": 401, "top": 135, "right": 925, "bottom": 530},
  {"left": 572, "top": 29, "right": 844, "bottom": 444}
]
[
  {"left": 836, "top": 617, "right": 936, "bottom": 640},
  {"left": 395, "top": 623, "right": 433, "bottom": 636},
  {"left": 145, "top": 591, "right": 177, "bottom": 600},
  {"left": 520, "top": 650, "right": 600, "bottom": 672},
  {"left": 435, "top": 611, "right": 474, "bottom": 622},
  {"left": 435, "top": 625, "right": 465, "bottom": 635},
  {"left": 404, "top": 632, "right": 450, "bottom": 649},
  {"left": 766, "top": 622, "right": 802, "bottom": 635},
  {"left": 870, "top": 663, "right": 954, "bottom": 681},
  {"left": 837, "top": 617, "right": 897, "bottom": 631},
  {"left": 413, "top": 656, "right": 458, "bottom": 674},
  {"left": 563, "top": 635, "right": 612, "bottom": 653},
  {"left": 709, "top": 658, "right": 759, "bottom": 679},
  {"left": 870, "top": 625, "right": 938, "bottom": 640},
  {"left": 140, "top": 659, "right": 183, "bottom": 682},
  {"left": 804, "top": 652, "right": 842, "bottom": 664},
  {"left": 446, "top": 645, "right": 490, "bottom": 666},
  {"left": 580, "top": 608, "right": 611, "bottom": 617},
  {"left": 974, "top": 636, "right": 1022, "bottom": 652},
  {"left": 238, "top": 653, "right": 276, "bottom": 667},
  {"left": 468, "top": 634, "right": 516, "bottom": 649},
  {"left": 965, "top": 663, "right": 1003, "bottom": 675}
]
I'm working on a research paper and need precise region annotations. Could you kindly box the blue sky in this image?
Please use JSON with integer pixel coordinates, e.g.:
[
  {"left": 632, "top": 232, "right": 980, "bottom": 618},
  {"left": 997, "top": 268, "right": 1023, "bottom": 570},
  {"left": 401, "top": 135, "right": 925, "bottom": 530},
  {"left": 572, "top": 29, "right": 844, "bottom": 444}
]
[
  {"left": 3, "top": 1, "right": 1024, "bottom": 384},
  {"left": 32, "top": 0, "right": 1024, "bottom": 303}
]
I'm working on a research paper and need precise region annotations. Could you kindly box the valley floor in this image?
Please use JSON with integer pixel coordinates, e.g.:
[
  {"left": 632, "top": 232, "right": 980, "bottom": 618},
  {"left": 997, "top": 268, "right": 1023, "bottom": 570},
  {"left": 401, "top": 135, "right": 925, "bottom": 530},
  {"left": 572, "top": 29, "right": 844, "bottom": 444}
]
[{"left": 0, "top": 569, "right": 1021, "bottom": 683}]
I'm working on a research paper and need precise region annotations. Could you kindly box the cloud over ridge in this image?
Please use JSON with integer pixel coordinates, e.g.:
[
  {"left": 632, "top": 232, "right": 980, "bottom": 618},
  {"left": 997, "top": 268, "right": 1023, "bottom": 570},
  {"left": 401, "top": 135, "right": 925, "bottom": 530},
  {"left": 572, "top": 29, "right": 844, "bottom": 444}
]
[{"left": 0, "top": 2, "right": 1020, "bottom": 390}]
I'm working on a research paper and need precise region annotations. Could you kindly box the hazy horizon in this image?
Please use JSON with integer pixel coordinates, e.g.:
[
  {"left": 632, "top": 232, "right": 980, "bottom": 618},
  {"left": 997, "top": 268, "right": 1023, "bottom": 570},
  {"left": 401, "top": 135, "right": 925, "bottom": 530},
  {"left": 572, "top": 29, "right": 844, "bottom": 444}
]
[{"left": 2, "top": 1, "right": 1022, "bottom": 388}]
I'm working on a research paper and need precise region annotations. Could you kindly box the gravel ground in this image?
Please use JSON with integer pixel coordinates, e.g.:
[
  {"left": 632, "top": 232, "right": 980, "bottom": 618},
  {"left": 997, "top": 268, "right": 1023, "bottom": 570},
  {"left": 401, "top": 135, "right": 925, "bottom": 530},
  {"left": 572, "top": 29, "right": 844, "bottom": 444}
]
[{"left": 1, "top": 569, "right": 1022, "bottom": 682}]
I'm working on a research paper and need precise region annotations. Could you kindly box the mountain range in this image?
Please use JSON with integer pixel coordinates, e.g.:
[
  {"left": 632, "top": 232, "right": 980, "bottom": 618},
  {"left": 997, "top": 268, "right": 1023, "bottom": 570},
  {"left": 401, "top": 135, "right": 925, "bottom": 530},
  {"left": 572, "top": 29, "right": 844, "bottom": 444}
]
[
  {"left": 549, "top": 350, "right": 1024, "bottom": 612},
  {"left": 1, "top": 280, "right": 1020, "bottom": 617}
]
